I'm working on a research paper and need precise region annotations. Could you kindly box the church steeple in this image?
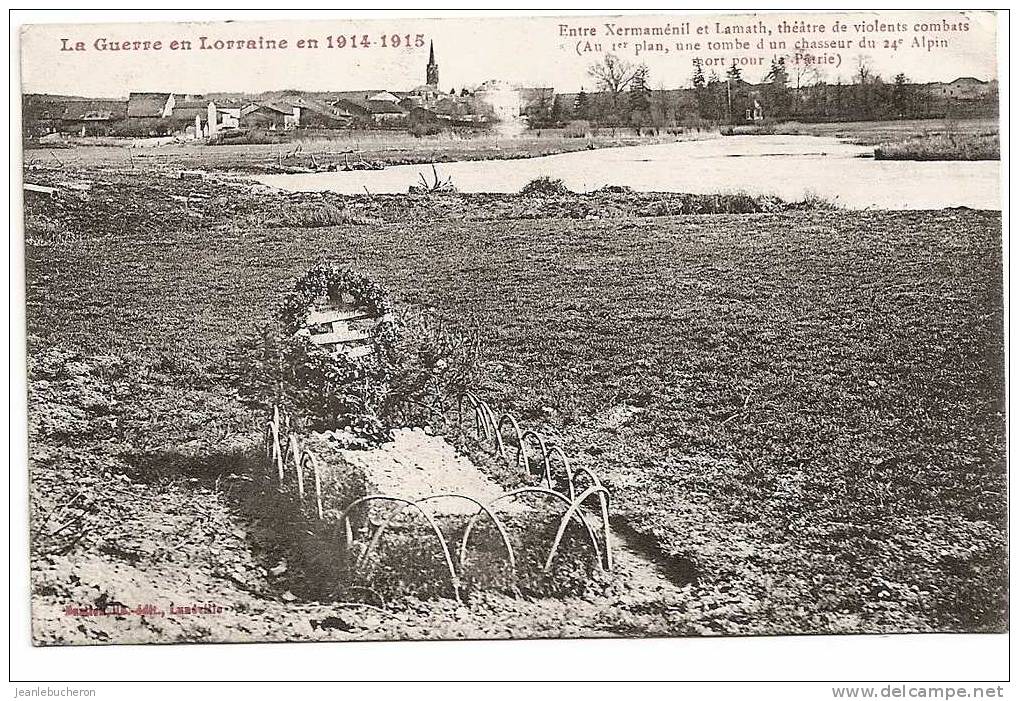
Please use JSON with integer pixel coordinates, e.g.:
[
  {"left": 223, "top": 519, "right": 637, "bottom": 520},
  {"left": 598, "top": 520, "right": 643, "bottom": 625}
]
[{"left": 426, "top": 41, "right": 439, "bottom": 87}]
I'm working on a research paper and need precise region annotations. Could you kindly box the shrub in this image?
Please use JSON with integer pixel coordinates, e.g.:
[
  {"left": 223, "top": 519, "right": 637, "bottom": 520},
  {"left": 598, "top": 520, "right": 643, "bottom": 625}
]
[
  {"left": 721, "top": 123, "right": 777, "bottom": 136},
  {"left": 563, "top": 120, "right": 591, "bottom": 138},
  {"left": 383, "top": 307, "right": 482, "bottom": 427},
  {"left": 409, "top": 121, "right": 445, "bottom": 137},
  {"left": 594, "top": 184, "right": 634, "bottom": 195},
  {"left": 669, "top": 191, "right": 786, "bottom": 214},
  {"left": 266, "top": 201, "right": 364, "bottom": 228},
  {"left": 408, "top": 165, "right": 456, "bottom": 194},
  {"left": 520, "top": 176, "right": 572, "bottom": 197},
  {"left": 242, "top": 265, "right": 480, "bottom": 442},
  {"left": 794, "top": 190, "right": 840, "bottom": 210}
]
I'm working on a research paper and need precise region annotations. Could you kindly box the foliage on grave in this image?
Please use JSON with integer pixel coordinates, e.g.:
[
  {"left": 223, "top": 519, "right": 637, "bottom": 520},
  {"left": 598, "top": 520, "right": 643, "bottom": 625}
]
[{"left": 245, "top": 264, "right": 480, "bottom": 443}]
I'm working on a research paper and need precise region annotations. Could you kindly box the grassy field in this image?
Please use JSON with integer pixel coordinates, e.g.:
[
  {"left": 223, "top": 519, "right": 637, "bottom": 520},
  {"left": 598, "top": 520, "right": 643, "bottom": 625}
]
[
  {"left": 26, "top": 128, "right": 699, "bottom": 174},
  {"left": 874, "top": 133, "right": 1000, "bottom": 161},
  {"left": 768, "top": 117, "right": 1000, "bottom": 161},
  {"left": 24, "top": 165, "right": 1006, "bottom": 637},
  {"left": 772, "top": 117, "right": 998, "bottom": 145}
]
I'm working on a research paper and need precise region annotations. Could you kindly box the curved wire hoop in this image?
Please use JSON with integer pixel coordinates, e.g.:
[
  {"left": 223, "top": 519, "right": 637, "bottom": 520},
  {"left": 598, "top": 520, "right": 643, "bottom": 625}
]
[
  {"left": 546, "top": 446, "right": 576, "bottom": 501},
  {"left": 460, "top": 487, "right": 602, "bottom": 573},
  {"left": 338, "top": 495, "right": 461, "bottom": 602},
  {"left": 300, "top": 449, "right": 324, "bottom": 519},
  {"left": 288, "top": 434, "right": 304, "bottom": 498},
  {"left": 355, "top": 494, "right": 516, "bottom": 576},
  {"left": 521, "top": 430, "right": 553, "bottom": 488},
  {"left": 497, "top": 413, "right": 526, "bottom": 471},
  {"left": 545, "top": 485, "right": 613, "bottom": 572}
]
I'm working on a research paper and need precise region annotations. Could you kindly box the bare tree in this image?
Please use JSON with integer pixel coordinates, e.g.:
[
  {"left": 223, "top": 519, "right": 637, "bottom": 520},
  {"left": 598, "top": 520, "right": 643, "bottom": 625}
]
[
  {"left": 791, "top": 62, "right": 820, "bottom": 92},
  {"left": 588, "top": 53, "right": 638, "bottom": 123},
  {"left": 649, "top": 80, "right": 671, "bottom": 133},
  {"left": 588, "top": 53, "right": 638, "bottom": 94},
  {"left": 853, "top": 55, "right": 875, "bottom": 119},
  {"left": 853, "top": 55, "right": 873, "bottom": 85}
]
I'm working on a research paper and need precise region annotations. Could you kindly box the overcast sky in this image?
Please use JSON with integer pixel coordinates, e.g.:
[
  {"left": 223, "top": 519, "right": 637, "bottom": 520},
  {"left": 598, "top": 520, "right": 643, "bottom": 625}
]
[{"left": 20, "top": 11, "right": 998, "bottom": 98}]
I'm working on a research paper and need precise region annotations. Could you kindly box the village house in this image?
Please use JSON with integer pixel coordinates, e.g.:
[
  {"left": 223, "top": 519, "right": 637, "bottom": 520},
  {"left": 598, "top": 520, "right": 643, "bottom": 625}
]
[
  {"left": 169, "top": 99, "right": 211, "bottom": 139},
  {"left": 928, "top": 77, "right": 998, "bottom": 100},
  {"left": 239, "top": 102, "right": 300, "bottom": 130},
  {"left": 365, "top": 99, "right": 408, "bottom": 124},
  {"left": 331, "top": 97, "right": 372, "bottom": 123},
  {"left": 63, "top": 100, "right": 128, "bottom": 135},
  {"left": 205, "top": 101, "right": 242, "bottom": 136},
  {"left": 126, "top": 92, "right": 174, "bottom": 119},
  {"left": 126, "top": 92, "right": 213, "bottom": 136},
  {"left": 283, "top": 96, "right": 352, "bottom": 128},
  {"left": 22, "top": 98, "right": 129, "bottom": 136}
]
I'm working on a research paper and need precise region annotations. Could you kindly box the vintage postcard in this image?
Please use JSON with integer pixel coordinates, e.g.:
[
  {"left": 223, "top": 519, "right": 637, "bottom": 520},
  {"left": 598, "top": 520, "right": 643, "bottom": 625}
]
[{"left": 18, "top": 10, "right": 1003, "bottom": 648}]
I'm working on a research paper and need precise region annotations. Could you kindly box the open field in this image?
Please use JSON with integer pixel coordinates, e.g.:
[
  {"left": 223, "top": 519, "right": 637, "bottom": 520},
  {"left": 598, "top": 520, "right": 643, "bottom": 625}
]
[
  {"left": 27, "top": 117, "right": 998, "bottom": 180},
  {"left": 26, "top": 128, "right": 701, "bottom": 174},
  {"left": 23, "top": 163, "right": 1005, "bottom": 639},
  {"left": 759, "top": 118, "right": 1000, "bottom": 161},
  {"left": 771, "top": 117, "right": 998, "bottom": 145}
]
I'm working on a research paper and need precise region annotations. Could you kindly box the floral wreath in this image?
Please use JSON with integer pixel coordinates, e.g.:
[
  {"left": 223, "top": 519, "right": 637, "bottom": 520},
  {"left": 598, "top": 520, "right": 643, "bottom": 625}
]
[
  {"left": 274, "top": 264, "right": 401, "bottom": 438},
  {"left": 279, "top": 263, "right": 394, "bottom": 338}
]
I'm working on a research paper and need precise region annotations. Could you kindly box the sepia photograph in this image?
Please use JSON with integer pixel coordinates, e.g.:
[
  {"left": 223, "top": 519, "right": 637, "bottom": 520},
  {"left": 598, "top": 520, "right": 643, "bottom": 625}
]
[{"left": 14, "top": 8, "right": 1005, "bottom": 667}]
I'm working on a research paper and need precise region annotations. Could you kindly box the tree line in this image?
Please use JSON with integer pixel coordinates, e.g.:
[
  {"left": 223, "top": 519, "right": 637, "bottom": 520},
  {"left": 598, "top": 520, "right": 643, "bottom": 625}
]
[{"left": 528, "top": 53, "right": 994, "bottom": 131}]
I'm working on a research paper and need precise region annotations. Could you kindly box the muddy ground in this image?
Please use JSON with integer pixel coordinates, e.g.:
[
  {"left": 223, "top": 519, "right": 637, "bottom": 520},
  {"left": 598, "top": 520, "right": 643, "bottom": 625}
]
[{"left": 23, "top": 157, "right": 1006, "bottom": 644}]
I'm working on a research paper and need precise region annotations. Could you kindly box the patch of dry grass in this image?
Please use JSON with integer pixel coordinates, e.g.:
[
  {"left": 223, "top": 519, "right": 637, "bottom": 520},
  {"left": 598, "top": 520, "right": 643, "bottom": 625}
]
[{"left": 874, "top": 132, "right": 1000, "bottom": 161}]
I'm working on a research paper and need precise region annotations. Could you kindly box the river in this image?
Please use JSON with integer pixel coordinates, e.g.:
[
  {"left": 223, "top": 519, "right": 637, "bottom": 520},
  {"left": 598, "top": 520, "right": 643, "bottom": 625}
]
[{"left": 254, "top": 134, "right": 1000, "bottom": 210}]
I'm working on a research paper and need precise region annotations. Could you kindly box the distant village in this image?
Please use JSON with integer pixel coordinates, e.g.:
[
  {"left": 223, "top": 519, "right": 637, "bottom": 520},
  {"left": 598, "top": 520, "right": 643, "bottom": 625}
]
[
  {"left": 22, "top": 43, "right": 553, "bottom": 140},
  {"left": 22, "top": 43, "right": 998, "bottom": 141}
]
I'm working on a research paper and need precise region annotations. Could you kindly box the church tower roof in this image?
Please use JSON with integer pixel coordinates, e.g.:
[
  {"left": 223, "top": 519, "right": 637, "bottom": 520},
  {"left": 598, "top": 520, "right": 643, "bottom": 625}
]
[{"left": 426, "top": 41, "right": 439, "bottom": 88}]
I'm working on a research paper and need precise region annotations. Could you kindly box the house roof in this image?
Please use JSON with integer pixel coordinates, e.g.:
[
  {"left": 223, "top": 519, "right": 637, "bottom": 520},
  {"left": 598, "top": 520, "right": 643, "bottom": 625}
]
[
  {"left": 24, "top": 99, "right": 76, "bottom": 121},
  {"left": 366, "top": 100, "right": 407, "bottom": 115},
  {"left": 170, "top": 107, "right": 206, "bottom": 121},
  {"left": 332, "top": 99, "right": 370, "bottom": 116},
  {"left": 281, "top": 96, "right": 353, "bottom": 122},
  {"left": 432, "top": 98, "right": 469, "bottom": 116},
  {"left": 127, "top": 92, "right": 170, "bottom": 118},
  {"left": 253, "top": 102, "right": 296, "bottom": 115},
  {"left": 331, "top": 90, "right": 385, "bottom": 104},
  {"left": 211, "top": 97, "right": 247, "bottom": 108},
  {"left": 62, "top": 100, "right": 127, "bottom": 121}
]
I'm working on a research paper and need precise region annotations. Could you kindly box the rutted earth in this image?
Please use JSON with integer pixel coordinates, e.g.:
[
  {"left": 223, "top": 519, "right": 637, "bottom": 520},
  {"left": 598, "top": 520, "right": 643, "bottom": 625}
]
[
  {"left": 32, "top": 431, "right": 696, "bottom": 645},
  {"left": 29, "top": 348, "right": 700, "bottom": 645}
]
